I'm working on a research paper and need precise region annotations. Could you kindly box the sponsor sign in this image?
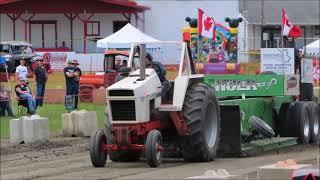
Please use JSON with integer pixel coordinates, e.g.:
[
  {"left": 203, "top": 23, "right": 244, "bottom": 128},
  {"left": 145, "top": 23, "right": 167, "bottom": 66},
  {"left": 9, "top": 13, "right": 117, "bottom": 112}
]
[
  {"left": 204, "top": 74, "right": 284, "bottom": 97},
  {"left": 261, "top": 48, "right": 294, "bottom": 75},
  {"left": 35, "top": 52, "right": 75, "bottom": 72},
  {"left": 301, "top": 58, "right": 313, "bottom": 83}
]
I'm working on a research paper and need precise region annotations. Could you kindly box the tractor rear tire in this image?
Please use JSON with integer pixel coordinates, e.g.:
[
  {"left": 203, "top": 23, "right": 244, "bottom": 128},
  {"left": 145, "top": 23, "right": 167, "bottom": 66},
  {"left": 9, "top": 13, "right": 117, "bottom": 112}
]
[
  {"left": 146, "top": 129, "right": 163, "bottom": 168},
  {"left": 307, "top": 101, "right": 320, "bottom": 144},
  {"left": 181, "top": 83, "right": 220, "bottom": 162},
  {"left": 90, "top": 129, "right": 107, "bottom": 167}
]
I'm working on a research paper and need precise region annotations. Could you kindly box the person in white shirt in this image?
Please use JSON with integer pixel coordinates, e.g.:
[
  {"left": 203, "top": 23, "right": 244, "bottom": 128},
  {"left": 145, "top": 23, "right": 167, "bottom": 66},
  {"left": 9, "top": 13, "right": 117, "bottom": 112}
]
[{"left": 15, "top": 59, "right": 28, "bottom": 81}]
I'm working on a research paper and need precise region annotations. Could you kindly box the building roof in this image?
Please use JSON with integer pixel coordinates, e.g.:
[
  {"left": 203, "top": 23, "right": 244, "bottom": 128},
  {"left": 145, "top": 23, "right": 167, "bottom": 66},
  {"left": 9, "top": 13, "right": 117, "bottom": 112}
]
[
  {"left": 239, "top": 0, "right": 320, "bottom": 25},
  {"left": 0, "top": 0, "right": 149, "bottom": 14}
]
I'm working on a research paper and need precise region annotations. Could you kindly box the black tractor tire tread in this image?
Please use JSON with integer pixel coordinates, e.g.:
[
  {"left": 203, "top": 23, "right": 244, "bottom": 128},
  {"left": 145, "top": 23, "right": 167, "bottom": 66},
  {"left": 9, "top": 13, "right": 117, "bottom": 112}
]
[
  {"left": 307, "top": 101, "right": 320, "bottom": 144},
  {"left": 181, "top": 83, "right": 220, "bottom": 162},
  {"left": 279, "top": 102, "right": 293, "bottom": 136},
  {"left": 146, "top": 129, "right": 163, "bottom": 168},
  {"left": 90, "top": 129, "right": 107, "bottom": 167},
  {"left": 287, "top": 102, "right": 311, "bottom": 143}
]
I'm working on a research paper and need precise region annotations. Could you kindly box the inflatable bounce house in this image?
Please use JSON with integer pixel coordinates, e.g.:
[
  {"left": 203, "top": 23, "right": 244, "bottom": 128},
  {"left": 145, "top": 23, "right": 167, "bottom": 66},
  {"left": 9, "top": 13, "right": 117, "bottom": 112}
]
[{"left": 182, "top": 15, "right": 250, "bottom": 75}]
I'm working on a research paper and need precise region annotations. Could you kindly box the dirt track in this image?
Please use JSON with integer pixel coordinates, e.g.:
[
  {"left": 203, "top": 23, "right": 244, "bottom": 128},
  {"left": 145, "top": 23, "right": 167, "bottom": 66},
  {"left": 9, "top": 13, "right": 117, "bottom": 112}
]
[{"left": 1, "top": 136, "right": 319, "bottom": 180}]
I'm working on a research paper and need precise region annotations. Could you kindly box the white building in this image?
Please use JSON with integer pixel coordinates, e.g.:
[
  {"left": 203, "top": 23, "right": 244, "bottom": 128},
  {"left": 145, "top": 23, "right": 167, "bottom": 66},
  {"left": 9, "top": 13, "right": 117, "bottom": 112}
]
[
  {"left": 0, "top": 0, "right": 148, "bottom": 53},
  {"left": 1, "top": 0, "right": 243, "bottom": 54}
]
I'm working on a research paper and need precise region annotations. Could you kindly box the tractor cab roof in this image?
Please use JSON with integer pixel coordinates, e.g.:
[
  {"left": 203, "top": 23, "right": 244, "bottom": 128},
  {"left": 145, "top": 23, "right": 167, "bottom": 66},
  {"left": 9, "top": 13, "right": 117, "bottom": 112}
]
[{"left": 105, "top": 50, "right": 129, "bottom": 57}]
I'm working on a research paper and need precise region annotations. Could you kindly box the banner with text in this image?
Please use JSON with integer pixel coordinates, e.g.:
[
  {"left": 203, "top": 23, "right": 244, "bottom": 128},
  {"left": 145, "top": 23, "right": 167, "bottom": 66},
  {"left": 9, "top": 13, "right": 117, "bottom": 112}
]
[
  {"left": 204, "top": 74, "right": 284, "bottom": 97},
  {"left": 35, "top": 52, "right": 104, "bottom": 72},
  {"left": 261, "top": 48, "right": 294, "bottom": 75},
  {"left": 35, "top": 52, "right": 75, "bottom": 72}
]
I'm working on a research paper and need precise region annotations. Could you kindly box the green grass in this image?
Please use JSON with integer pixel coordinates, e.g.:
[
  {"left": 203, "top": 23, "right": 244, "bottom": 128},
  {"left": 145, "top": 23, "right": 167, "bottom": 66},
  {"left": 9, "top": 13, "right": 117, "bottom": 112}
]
[{"left": 0, "top": 103, "right": 106, "bottom": 138}]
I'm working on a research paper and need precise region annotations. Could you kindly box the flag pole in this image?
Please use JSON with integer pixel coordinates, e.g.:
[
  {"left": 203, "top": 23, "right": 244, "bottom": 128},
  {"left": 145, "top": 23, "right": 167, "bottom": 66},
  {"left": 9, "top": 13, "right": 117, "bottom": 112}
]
[
  {"left": 281, "top": 8, "right": 284, "bottom": 49},
  {"left": 280, "top": 8, "right": 284, "bottom": 76},
  {"left": 4, "top": 62, "right": 14, "bottom": 113}
]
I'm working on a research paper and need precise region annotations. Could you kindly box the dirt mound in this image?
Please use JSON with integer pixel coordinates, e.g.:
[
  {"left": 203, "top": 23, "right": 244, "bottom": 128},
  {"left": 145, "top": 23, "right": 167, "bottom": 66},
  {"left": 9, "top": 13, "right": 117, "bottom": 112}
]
[{"left": 0, "top": 137, "right": 89, "bottom": 156}]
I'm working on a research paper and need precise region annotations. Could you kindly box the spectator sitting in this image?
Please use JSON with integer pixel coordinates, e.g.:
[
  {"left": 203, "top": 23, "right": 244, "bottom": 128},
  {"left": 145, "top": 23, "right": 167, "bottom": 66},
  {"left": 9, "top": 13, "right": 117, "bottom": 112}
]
[
  {"left": 0, "top": 84, "right": 14, "bottom": 117},
  {"left": 15, "top": 77, "right": 36, "bottom": 115}
]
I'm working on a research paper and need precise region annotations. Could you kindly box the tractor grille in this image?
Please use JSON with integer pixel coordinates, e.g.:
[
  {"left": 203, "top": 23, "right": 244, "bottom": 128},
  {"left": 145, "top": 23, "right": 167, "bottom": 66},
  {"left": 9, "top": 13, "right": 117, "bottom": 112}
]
[
  {"left": 111, "top": 100, "right": 136, "bottom": 121},
  {"left": 109, "top": 90, "right": 134, "bottom": 96}
]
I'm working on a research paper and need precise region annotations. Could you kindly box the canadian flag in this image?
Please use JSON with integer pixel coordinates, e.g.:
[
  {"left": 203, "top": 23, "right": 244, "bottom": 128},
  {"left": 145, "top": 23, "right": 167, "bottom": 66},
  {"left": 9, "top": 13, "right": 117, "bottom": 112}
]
[
  {"left": 198, "top": 9, "right": 215, "bottom": 39},
  {"left": 282, "top": 8, "right": 302, "bottom": 38}
]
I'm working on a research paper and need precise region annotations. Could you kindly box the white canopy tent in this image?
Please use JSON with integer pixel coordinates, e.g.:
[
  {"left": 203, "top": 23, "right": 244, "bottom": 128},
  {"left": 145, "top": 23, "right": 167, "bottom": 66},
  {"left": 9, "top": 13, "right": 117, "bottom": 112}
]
[
  {"left": 305, "top": 39, "right": 319, "bottom": 54},
  {"left": 97, "top": 23, "right": 160, "bottom": 49}
]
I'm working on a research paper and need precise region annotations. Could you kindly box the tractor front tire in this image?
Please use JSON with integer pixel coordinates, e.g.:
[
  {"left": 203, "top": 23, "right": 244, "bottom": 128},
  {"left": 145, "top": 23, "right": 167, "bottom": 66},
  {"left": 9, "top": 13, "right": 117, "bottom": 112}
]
[
  {"left": 307, "top": 101, "right": 320, "bottom": 144},
  {"left": 146, "top": 129, "right": 163, "bottom": 168},
  {"left": 181, "top": 83, "right": 220, "bottom": 162},
  {"left": 90, "top": 129, "right": 107, "bottom": 167}
]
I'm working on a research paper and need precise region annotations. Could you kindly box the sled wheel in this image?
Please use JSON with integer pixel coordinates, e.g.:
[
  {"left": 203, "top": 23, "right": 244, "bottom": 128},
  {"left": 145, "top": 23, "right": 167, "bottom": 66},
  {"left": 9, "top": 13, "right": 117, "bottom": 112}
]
[
  {"left": 286, "top": 102, "right": 311, "bottom": 143},
  {"left": 307, "top": 101, "right": 320, "bottom": 144}
]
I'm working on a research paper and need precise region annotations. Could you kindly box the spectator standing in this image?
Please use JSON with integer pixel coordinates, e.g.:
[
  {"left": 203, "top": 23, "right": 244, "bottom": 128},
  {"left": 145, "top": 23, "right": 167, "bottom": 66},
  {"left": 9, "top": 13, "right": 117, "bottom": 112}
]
[
  {"left": 15, "top": 77, "right": 36, "bottom": 115},
  {"left": 64, "top": 60, "right": 75, "bottom": 109},
  {"left": 72, "top": 60, "right": 82, "bottom": 110},
  {"left": 34, "top": 57, "right": 48, "bottom": 107},
  {"left": 15, "top": 59, "right": 28, "bottom": 81},
  {"left": 0, "top": 84, "right": 14, "bottom": 117}
]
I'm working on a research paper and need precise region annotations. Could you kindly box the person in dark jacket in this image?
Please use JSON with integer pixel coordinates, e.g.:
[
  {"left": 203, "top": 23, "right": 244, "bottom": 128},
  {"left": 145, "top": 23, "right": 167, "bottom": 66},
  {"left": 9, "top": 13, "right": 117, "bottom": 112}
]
[
  {"left": 72, "top": 60, "right": 81, "bottom": 110},
  {"left": 34, "top": 57, "right": 48, "bottom": 107},
  {"left": 144, "top": 53, "right": 170, "bottom": 100},
  {"left": 145, "top": 53, "right": 167, "bottom": 83}
]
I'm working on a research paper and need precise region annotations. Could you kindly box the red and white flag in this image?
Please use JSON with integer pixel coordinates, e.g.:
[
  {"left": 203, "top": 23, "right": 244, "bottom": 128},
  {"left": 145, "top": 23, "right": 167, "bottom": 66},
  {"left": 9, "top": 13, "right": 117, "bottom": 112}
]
[
  {"left": 282, "top": 8, "right": 302, "bottom": 38},
  {"left": 198, "top": 9, "right": 215, "bottom": 39}
]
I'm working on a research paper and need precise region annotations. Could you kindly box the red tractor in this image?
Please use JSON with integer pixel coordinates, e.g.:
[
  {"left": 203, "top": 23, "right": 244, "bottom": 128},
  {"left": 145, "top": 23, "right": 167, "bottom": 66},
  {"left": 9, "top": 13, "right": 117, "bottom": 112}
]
[{"left": 79, "top": 50, "right": 129, "bottom": 102}]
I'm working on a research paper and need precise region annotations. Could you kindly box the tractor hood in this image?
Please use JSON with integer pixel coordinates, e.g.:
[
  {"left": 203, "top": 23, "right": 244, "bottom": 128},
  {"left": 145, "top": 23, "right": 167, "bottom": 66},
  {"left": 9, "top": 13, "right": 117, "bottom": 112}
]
[{"left": 106, "top": 68, "right": 162, "bottom": 123}]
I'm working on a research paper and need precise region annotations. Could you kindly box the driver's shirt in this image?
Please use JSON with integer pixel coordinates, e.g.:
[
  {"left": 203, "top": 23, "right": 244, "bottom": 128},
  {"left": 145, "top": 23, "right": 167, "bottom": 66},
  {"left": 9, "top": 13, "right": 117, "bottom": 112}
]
[
  {"left": 151, "top": 61, "right": 167, "bottom": 83},
  {"left": 15, "top": 65, "right": 28, "bottom": 79}
]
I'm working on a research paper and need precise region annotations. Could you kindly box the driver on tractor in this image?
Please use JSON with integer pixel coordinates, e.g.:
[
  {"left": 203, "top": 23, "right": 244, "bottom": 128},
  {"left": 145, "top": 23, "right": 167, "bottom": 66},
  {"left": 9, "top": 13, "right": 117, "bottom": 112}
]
[{"left": 144, "top": 53, "right": 170, "bottom": 101}]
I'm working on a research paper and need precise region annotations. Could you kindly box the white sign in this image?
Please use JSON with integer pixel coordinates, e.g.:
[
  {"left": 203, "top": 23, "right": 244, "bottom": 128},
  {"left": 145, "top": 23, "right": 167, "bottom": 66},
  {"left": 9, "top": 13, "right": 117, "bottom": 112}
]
[
  {"left": 35, "top": 52, "right": 75, "bottom": 72},
  {"left": 301, "top": 58, "right": 313, "bottom": 83},
  {"left": 35, "top": 52, "right": 104, "bottom": 72},
  {"left": 261, "top": 48, "right": 294, "bottom": 75}
]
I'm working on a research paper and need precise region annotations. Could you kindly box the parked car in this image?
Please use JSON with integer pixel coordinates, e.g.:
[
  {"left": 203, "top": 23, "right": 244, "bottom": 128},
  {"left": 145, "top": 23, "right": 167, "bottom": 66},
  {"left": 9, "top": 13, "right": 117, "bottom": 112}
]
[{"left": 0, "top": 41, "right": 36, "bottom": 73}]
